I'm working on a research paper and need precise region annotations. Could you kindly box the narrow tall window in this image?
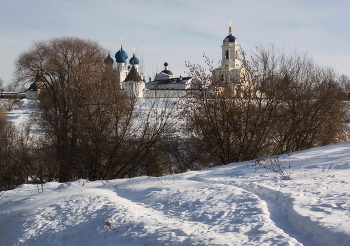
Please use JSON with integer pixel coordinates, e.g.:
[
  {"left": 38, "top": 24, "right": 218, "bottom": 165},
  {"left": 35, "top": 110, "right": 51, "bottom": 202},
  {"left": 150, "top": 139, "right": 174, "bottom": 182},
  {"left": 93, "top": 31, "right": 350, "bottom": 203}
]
[{"left": 225, "top": 50, "right": 229, "bottom": 59}]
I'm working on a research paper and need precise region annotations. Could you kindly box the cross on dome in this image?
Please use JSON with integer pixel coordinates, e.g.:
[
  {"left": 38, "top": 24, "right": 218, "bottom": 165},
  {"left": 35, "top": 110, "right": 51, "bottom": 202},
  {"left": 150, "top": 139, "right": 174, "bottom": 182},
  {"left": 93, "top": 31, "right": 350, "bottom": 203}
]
[
  {"left": 223, "top": 21, "right": 236, "bottom": 44},
  {"left": 115, "top": 38, "right": 128, "bottom": 63}
]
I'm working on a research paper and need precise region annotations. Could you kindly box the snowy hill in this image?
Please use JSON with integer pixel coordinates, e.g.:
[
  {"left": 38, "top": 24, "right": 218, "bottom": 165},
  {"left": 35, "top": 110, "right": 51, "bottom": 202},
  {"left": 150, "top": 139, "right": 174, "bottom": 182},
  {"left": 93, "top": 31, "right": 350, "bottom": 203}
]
[{"left": 1, "top": 141, "right": 350, "bottom": 245}]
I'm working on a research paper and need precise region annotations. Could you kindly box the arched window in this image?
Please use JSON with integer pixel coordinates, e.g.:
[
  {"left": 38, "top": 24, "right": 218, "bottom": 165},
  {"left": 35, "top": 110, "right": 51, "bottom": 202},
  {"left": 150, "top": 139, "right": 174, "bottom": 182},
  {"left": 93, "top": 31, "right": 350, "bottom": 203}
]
[{"left": 225, "top": 50, "right": 229, "bottom": 59}]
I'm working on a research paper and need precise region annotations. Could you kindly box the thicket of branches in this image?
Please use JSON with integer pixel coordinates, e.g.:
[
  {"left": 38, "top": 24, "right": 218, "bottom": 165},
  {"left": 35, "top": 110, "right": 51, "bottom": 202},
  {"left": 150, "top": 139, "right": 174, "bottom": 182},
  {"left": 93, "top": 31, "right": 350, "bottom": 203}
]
[
  {"left": 184, "top": 46, "right": 348, "bottom": 165},
  {"left": 0, "top": 109, "right": 35, "bottom": 190},
  {"left": 12, "top": 37, "right": 176, "bottom": 184}
]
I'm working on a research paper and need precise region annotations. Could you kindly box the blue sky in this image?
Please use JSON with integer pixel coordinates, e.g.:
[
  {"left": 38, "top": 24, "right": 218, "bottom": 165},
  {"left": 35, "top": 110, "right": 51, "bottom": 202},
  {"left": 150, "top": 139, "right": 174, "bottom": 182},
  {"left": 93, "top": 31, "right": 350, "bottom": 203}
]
[{"left": 1, "top": 0, "right": 350, "bottom": 85}]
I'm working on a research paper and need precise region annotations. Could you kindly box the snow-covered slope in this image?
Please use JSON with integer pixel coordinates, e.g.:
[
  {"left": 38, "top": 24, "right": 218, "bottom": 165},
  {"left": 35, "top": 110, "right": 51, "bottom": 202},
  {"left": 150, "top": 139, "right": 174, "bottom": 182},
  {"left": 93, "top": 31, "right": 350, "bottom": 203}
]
[
  {"left": 1, "top": 99, "right": 350, "bottom": 245},
  {"left": 1, "top": 141, "right": 350, "bottom": 246}
]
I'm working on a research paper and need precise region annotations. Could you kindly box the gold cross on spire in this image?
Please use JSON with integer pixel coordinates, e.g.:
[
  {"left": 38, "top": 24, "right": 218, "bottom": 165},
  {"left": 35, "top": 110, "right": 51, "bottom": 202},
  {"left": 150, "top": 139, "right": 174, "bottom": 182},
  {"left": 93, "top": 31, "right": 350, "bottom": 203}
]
[{"left": 229, "top": 21, "right": 232, "bottom": 33}]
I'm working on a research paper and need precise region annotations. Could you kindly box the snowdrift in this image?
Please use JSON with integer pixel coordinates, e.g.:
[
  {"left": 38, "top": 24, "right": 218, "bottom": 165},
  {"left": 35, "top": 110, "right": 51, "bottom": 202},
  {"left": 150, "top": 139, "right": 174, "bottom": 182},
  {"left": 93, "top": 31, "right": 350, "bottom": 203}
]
[{"left": 1, "top": 141, "right": 350, "bottom": 245}]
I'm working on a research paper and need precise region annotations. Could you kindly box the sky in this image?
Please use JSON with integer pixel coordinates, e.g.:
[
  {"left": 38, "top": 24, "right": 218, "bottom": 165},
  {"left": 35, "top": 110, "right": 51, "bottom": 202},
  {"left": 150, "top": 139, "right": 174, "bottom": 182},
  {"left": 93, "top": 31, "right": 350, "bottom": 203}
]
[{"left": 1, "top": 0, "right": 350, "bottom": 86}]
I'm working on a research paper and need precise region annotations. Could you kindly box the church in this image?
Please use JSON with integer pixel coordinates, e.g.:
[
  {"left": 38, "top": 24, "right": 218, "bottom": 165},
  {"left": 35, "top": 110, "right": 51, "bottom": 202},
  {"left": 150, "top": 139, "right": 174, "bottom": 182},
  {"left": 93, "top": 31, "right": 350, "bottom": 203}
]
[
  {"left": 105, "top": 23, "right": 246, "bottom": 98},
  {"left": 26, "top": 23, "right": 247, "bottom": 99},
  {"left": 103, "top": 42, "right": 196, "bottom": 98},
  {"left": 211, "top": 22, "right": 251, "bottom": 97}
]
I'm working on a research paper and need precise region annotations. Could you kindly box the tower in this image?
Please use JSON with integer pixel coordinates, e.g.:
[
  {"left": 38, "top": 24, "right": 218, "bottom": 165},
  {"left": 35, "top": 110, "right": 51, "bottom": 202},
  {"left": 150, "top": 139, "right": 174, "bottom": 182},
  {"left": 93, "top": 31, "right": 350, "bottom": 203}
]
[
  {"left": 115, "top": 42, "right": 128, "bottom": 71},
  {"left": 122, "top": 65, "right": 145, "bottom": 98},
  {"left": 114, "top": 40, "right": 129, "bottom": 87},
  {"left": 221, "top": 21, "right": 240, "bottom": 69},
  {"left": 212, "top": 22, "right": 244, "bottom": 86}
]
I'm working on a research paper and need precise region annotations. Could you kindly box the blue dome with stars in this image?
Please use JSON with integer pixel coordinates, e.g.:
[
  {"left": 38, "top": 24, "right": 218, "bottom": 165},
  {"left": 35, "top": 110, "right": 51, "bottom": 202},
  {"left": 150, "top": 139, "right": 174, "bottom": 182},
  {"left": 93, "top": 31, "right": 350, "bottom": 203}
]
[
  {"left": 129, "top": 54, "right": 140, "bottom": 65},
  {"left": 115, "top": 46, "right": 128, "bottom": 63}
]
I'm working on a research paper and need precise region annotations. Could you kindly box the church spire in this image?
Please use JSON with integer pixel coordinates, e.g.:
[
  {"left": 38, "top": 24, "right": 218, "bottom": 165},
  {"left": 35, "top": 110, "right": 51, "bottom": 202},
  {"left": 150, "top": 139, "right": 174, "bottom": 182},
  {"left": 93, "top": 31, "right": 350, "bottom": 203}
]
[{"left": 124, "top": 64, "right": 142, "bottom": 82}]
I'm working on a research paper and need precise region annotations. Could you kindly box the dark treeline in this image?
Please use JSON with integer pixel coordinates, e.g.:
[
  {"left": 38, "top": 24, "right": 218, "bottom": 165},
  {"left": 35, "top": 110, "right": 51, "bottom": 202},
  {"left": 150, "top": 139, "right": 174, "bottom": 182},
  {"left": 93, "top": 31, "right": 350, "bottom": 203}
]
[{"left": 0, "top": 39, "right": 348, "bottom": 190}]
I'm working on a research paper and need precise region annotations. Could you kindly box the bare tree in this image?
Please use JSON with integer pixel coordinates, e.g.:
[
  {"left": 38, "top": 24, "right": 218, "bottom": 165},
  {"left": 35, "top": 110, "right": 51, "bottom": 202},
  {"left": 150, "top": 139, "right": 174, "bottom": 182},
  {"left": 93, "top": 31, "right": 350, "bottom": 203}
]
[
  {"left": 0, "top": 109, "right": 30, "bottom": 190},
  {"left": 338, "top": 74, "right": 350, "bottom": 97},
  {"left": 250, "top": 46, "right": 347, "bottom": 154},
  {"left": 15, "top": 37, "right": 176, "bottom": 182},
  {"left": 15, "top": 37, "right": 108, "bottom": 182},
  {"left": 72, "top": 86, "right": 176, "bottom": 180},
  {"left": 0, "top": 110, "right": 16, "bottom": 190},
  {"left": 184, "top": 46, "right": 347, "bottom": 165}
]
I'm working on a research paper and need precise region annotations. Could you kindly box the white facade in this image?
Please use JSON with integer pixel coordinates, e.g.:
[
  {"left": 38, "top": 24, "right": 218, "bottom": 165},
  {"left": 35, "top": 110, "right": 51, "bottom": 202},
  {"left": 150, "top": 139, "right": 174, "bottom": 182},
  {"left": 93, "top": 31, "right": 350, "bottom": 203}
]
[
  {"left": 143, "top": 89, "right": 190, "bottom": 98},
  {"left": 212, "top": 24, "right": 247, "bottom": 86},
  {"left": 221, "top": 40, "right": 240, "bottom": 69},
  {"left": 122, "top": 81, "right": 145, "bottom": 98},
  {"left": 25, "top": 90, "right": 39, "bottom": 100},
  {"left": 146, "top": 77, "right": 193, "bottom": 90},
  {"left": 154, "top": 72, "right": 173, "bottom": 81}
]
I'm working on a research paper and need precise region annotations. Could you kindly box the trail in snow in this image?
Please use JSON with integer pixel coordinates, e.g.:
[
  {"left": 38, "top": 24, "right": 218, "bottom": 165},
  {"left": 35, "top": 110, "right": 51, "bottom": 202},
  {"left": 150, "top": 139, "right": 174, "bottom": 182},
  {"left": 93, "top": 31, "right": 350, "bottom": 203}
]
[
  {"left": 114, "top": 177, "right": 301, "bottom": 245},
  {"left": 189, "top": 174, "right": 337, "bottom": 246}
]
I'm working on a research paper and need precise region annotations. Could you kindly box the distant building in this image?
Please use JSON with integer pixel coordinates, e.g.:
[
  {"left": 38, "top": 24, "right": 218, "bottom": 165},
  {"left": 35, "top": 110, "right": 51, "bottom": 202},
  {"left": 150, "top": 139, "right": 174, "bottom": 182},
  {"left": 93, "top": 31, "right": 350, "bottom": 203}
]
[
  {"left": 103, "top": 43, "right": 195, "bottom": 98},
  {"left": 109, "top": 44, "right": 145, "bottom": 89},
  {"left": 25, "top": 23, "right": 253, "bottom": 100},
  {"left": 122, "top": 65, "right": 145, "bottom": 98},
  {"left": 25, "top": 71, "right": 43, "bottom": 100},
  {"left": 212, "top": 23, "right": 251, "bottom": 97},
  {"left": 146, "top": 62, "right": 194, "bottom": 90}
]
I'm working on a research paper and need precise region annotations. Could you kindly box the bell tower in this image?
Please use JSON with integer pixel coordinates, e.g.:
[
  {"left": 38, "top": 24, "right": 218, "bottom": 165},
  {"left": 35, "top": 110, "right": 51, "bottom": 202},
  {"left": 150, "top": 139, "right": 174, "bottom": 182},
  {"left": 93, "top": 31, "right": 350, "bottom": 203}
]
[
  {"left": 212, "top": 22, "right": 245, "bottom": 87},
  {"left": 221, "top": 21, "right": 240, "bottom": 69}
]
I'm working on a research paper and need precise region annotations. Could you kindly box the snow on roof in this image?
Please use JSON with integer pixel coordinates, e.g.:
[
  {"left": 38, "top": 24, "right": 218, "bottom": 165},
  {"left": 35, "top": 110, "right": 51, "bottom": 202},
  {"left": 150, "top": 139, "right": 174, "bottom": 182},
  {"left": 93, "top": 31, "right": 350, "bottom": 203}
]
[{"left": 148, "top": 76, "right": 192, "bottom": 85}]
